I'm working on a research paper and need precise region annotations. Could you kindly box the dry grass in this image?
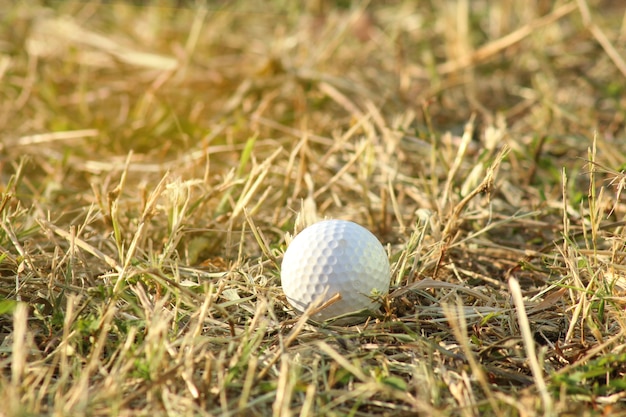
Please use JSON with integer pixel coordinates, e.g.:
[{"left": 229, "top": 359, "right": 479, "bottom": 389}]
[{"left": 1, "top": 1, "right": 626, "bottom": 416}]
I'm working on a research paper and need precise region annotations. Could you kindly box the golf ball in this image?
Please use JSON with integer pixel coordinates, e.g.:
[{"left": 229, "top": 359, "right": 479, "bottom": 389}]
[{"left": 280, "top": 219, "right": 390, "bottom": 322}]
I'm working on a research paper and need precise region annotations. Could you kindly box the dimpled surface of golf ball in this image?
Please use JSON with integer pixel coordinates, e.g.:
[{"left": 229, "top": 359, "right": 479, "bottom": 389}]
[{"left": 281, "top": 219, "right": 390, "bottom": 322}]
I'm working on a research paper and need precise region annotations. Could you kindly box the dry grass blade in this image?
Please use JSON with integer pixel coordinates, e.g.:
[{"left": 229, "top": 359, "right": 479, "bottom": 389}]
[
  {"left": 576, "top": 0, "right": 626, "bottom": 78},
  {"left": 441, "top": 145, "right": 509, "bottom": 245},
  {"left": 316, "top": 341, "right": 370, "bottom": 382},
  {"left": 0, "top": 220, "right": 36, "bottom": 273},
  {"left": 114, "top": 171, "right": 170, "bottom": 292},
  {"left": 257, "top": 292, "right": 339, "bottom": 380},
  {"left": 244, "top": 207, "right": 278, "bottom": 268},
  {"left": 12, "top": 129, "right": 99, "bottom": 146},
  {"left": 38, "top": 219, "right": 122, "bottom": 273},
  {"left": 509, "top": 277, "right": 554, "bottom": 415},
  {"left": 10, "top": 303, "right": 28, "bottom": 387},
  {"left": 443, "top": 301, "right": 502, "bottom": 416},
  {"left": 435, "top": 2, "right": 577, "bottom": 75}
]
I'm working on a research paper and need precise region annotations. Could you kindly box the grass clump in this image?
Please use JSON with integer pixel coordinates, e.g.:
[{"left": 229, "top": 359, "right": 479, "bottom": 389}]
[{"left": 1, "top": 1, "right": 626, "bottom": 416}]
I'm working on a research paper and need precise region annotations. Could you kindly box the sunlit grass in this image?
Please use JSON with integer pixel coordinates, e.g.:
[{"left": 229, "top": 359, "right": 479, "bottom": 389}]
[{"left": 1, "top": 1, "right": 626, "bottom": 416}]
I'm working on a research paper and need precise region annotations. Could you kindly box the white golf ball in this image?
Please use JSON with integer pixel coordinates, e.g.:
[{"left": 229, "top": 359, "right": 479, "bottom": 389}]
[{"left": 280, "top": 219, "right": 390, "bottom": 322}]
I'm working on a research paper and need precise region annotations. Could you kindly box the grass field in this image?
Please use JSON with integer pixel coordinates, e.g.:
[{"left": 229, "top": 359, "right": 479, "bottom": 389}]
[{"left": 1, "top": 1, "right": 626, "bottom": 416}]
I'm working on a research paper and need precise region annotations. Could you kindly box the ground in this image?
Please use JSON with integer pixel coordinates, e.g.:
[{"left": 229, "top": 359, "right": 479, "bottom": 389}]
[{"left": 1, "top": 1, "right": 626, "bottom": 416}]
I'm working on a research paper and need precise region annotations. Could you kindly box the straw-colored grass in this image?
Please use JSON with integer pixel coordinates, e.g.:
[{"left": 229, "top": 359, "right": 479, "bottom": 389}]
[{"left": 1, "top": 1, "right": 626, "bottom": 416}]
